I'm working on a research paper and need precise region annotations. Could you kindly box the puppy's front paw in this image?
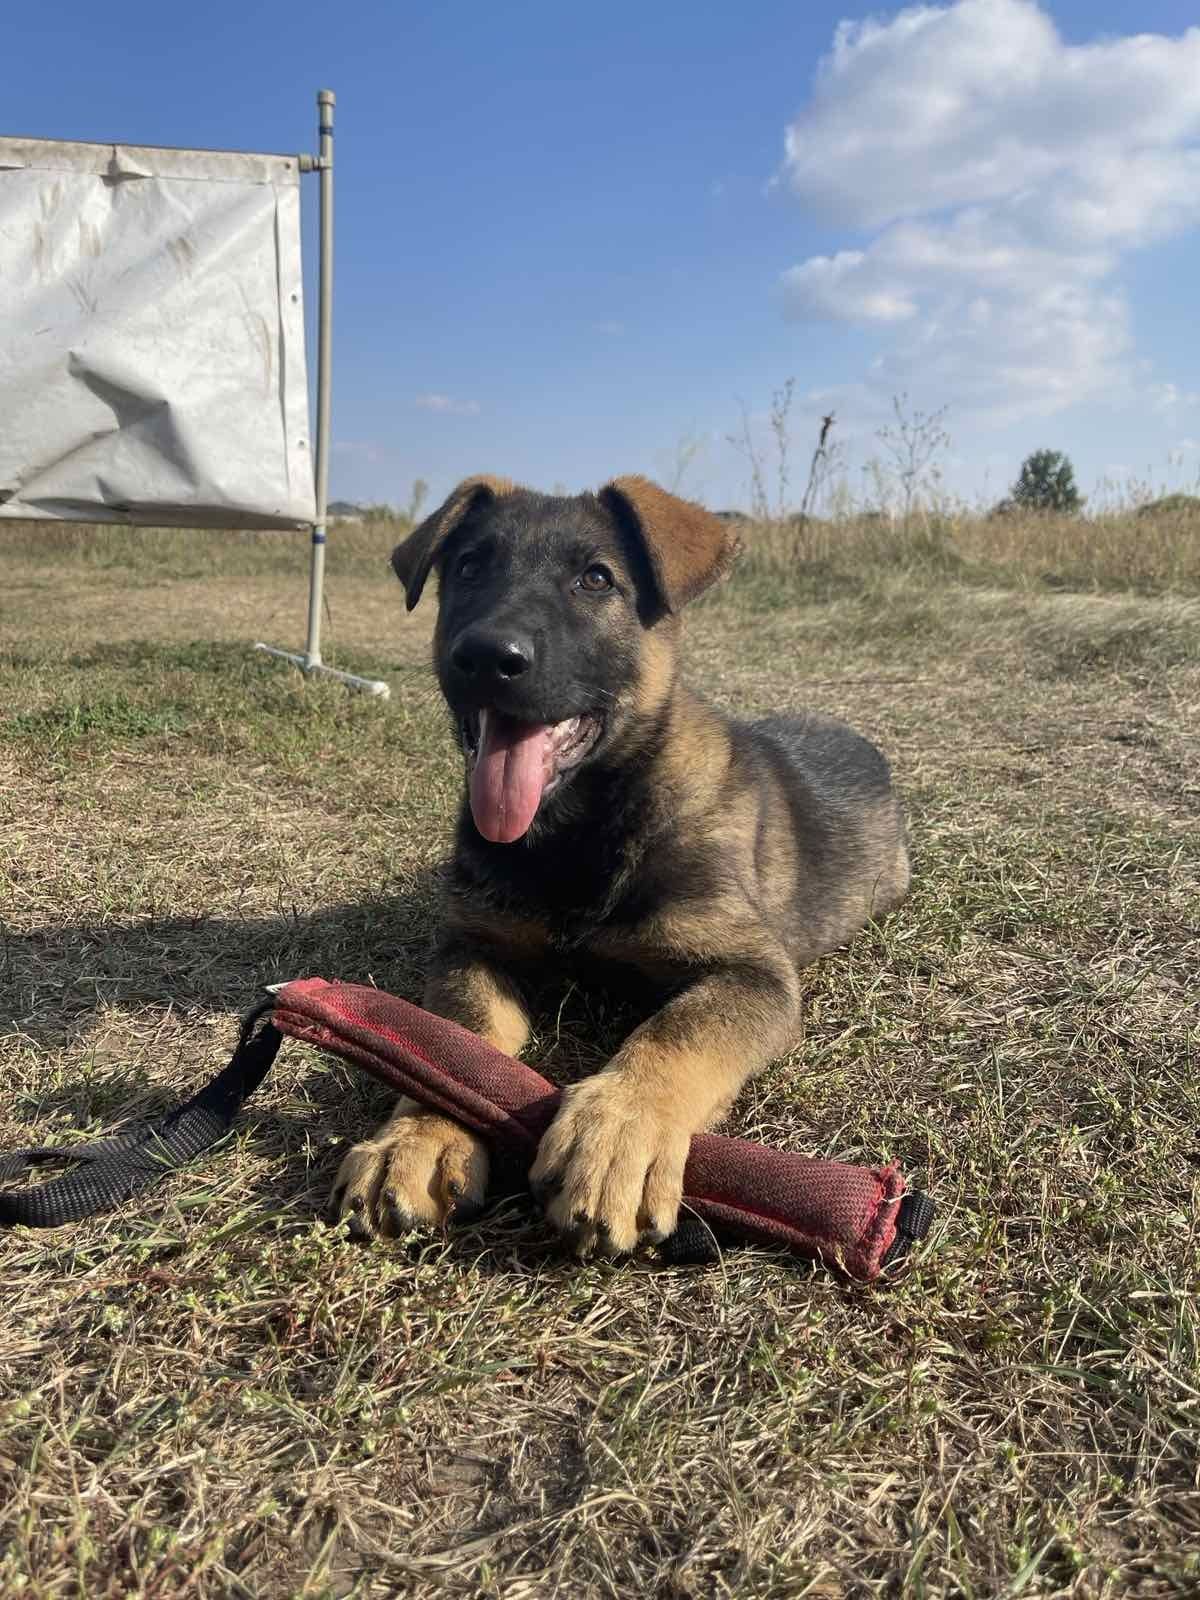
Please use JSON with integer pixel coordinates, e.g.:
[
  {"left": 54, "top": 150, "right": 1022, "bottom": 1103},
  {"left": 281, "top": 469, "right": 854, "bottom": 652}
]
[
  {"left": 529, "top": 1073, "right": 691, "bottom": 1256},
  {"left": 329, "top": 1108, "right": 489, "bottom": 1242}
]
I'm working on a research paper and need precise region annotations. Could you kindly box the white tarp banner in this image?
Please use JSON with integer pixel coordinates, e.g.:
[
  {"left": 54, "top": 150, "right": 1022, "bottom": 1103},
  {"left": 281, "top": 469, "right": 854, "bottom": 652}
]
[{"left": 0, "top": 137, "right": 315, "bottom": 529}]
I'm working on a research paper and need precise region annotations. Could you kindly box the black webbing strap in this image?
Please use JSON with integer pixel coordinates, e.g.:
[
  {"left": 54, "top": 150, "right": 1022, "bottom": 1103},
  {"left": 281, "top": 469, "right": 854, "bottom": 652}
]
[
  {"left": 0, "top": 1001, "right": 280, "bottom": 1229},
  {"left": 879, "top": 1190, "right": 937, "bottom": 1269}
]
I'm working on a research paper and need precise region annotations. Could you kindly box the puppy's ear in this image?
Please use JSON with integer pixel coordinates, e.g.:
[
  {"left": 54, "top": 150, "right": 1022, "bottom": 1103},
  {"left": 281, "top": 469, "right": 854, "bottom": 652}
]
[
  {"left": 390, "top": 475, "right": 515, "bottom": 610},
  {"left": 598, "top": 476, "right": 741, "bottom": 614}
]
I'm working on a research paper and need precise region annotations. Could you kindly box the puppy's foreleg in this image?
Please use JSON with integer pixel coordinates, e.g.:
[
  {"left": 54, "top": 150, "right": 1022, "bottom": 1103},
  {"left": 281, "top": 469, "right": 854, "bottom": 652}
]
[
  {"left": 530, "top": 954, "right": 800, "bottom": 1254},
  {"left": 330, "top": 947, "right": 529, "bottom": 1240}
]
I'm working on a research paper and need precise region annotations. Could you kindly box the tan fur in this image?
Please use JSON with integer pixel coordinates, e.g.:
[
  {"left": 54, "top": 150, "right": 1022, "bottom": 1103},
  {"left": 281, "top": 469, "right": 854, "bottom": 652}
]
[
  {"left": 654, "top": 688, "right": 732, "bottom": 814},
  {"left": 598, "top": 903, "right": 781, "bottom": 977},
  {"left": 424, "top": 960, "right": 531, "bottom": 1059},
  {"left": 330, "top": 954, "right": 529, "bottom": 1235},
  {"left": 600, "top": 476, "right": 741, "bottom": 610},
  {"left": 529, "top": 962, "right": 800, "bottom": 1254},
  {"left": 865, "top": 803, "right": 912, "bottom": 915},
  {"left": 332, "top": 1098, "right": 489, "bottom": 1237},
  {"left": 631, "top": 624, "right": 679, "bottom": 719}
]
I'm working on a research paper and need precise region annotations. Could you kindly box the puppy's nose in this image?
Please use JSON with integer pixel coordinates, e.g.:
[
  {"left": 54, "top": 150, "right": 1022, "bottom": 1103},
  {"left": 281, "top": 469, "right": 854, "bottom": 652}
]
[{"left": 450, "top": 630, "right": 535, "bottom": 682}]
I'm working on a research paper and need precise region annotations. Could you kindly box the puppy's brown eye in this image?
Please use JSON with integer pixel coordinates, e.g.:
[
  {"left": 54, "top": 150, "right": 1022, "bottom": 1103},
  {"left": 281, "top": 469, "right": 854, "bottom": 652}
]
[{"left": 577, "top": 564, "right": 614, "bottom": 593}]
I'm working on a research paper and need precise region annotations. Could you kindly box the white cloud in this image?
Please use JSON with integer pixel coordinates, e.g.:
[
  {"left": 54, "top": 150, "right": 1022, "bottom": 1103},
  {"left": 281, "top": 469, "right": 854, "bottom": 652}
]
[
  {"left": 415, "top": 393, "right": 481, "bottom": 417},
  {"left": 782, "top": 251, "right": 916, "bottom": 322},
  {"left": 592, "top": 319, "right": 626, "bottom": 337},
  {"left": 779, "top": 0, "right": 1200, "bottom": 423}
]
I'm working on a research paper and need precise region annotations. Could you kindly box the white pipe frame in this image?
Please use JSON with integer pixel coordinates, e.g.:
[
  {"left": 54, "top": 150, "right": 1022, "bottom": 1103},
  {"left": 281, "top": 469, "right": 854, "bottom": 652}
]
[{"left": 256, "top": 90, "right": 390, "bottom": 700}]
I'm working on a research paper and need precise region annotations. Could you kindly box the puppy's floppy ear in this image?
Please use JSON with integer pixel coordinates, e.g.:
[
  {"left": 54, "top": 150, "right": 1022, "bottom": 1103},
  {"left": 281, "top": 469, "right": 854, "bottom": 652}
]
[
  {"left": 598, "top": 475, "right": 741, "bottom": 614},
  {"left": 390, "top": 475, "right": 515, "bottom": 610}
]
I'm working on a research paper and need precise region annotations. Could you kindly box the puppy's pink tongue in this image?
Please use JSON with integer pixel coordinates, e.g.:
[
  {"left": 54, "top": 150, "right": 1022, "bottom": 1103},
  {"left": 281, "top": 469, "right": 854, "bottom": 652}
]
[{"left": 469, "top": 711, "right": 551, "bottom": 843}]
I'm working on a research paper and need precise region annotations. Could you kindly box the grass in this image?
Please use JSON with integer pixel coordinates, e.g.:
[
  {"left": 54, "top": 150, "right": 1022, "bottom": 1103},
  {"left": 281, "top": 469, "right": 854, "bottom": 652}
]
[
  {"left": 732, "top": 504, "right": 1200, "bottom": 602},
  {"left": 1, "top": 509, "right": 1198, "bottom": 1597}
]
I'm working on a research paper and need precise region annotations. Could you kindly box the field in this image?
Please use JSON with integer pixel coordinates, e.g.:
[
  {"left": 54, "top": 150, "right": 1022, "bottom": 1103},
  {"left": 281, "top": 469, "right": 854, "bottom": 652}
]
[{"left": 1, "top": 508, "right": 1198, "bottom": 1598}]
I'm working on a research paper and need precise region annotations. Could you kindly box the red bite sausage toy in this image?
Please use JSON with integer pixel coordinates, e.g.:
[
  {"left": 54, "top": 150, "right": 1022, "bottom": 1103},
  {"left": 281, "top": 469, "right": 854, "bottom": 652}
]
[{"left": 273, "top": 980, "right": 932, "bottom": 1280}]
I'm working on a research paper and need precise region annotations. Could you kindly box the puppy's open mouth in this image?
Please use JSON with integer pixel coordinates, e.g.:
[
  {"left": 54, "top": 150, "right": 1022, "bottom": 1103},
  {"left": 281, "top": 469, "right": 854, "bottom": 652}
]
[{"left": 461, "top": 708, "right": 603, "bottom": 844}]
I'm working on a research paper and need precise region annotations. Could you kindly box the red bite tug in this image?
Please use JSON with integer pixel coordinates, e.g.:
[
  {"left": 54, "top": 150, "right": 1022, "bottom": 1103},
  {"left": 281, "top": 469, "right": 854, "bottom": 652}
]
[{"left": 274, "top": 978, "right": 933, "bottom": 1281}]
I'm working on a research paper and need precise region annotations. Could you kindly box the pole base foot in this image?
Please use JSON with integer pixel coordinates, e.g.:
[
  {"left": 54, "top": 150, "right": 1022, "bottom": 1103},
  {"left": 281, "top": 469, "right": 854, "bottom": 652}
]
[{"left": 254, "top": 642, "right": 390, "bottom": 699}]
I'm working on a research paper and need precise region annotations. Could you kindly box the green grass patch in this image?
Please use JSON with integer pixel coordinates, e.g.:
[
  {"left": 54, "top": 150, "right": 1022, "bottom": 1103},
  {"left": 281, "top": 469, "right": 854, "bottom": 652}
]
[{"left": 5, "top": 692, "right": 189, "bottom": 745}]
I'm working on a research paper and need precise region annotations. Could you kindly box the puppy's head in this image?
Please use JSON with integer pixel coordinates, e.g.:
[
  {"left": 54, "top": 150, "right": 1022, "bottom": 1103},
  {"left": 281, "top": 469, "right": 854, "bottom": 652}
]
[{"left": 391, "top": 474, "right": 739, "bottom": 844}]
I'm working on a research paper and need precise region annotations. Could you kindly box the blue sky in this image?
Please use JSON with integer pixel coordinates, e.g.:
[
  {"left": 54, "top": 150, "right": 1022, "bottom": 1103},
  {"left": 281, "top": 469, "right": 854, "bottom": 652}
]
[{"left": 9, "top": 0, "right": 1200, "bottom": 513}]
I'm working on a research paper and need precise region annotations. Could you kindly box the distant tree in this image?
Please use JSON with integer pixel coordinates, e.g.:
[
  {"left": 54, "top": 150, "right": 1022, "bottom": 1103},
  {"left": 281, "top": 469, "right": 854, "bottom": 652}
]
[{"left": 1011, "top": 450, "right": 1083, "bottom": 514}]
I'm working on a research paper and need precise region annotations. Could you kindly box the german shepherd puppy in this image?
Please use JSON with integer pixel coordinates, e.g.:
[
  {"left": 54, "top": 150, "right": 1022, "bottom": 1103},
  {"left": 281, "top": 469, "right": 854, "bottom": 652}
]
[{"left": 331, "top": 476, "right": 909, "bottom": 1254}]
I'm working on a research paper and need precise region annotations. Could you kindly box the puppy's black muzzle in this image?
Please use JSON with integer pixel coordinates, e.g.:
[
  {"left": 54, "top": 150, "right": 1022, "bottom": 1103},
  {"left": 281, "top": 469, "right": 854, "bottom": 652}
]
[
  {"left": 444, "top": 625, "right": 566, "bottom": 723},
  {"left": 449, "top": 627, "right": 535, "bottom": 687}
]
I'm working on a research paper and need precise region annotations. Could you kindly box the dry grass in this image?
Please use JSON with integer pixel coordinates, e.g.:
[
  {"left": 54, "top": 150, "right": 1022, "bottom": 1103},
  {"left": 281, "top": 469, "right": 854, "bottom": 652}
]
[
  {"left": 1, "top": 512, "right": 1198, "bottom": 1598},
  {"left": 736, "top": 505, "right": 1200, "bottom": 602}
]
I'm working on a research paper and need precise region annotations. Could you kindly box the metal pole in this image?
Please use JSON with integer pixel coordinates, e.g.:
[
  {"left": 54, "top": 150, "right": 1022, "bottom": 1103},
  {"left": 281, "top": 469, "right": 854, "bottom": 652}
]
[
  {"left": 303, "top": 88, "right": 334, "bottom": 670},
  {"left": 255, "top": 88, "right": 388, "bottom": 698}
]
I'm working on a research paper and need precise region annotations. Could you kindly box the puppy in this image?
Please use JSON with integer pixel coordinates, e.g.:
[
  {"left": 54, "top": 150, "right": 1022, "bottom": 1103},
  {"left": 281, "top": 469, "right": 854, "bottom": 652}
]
[{"left": 331, "top": 476, "right": 909, "bottom": 1253}]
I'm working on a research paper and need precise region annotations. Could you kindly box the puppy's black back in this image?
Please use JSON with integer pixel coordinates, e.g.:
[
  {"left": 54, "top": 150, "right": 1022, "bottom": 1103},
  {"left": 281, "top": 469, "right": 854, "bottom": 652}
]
[{"left": 735, "top": 711, "right": 910, "bottom": 959}]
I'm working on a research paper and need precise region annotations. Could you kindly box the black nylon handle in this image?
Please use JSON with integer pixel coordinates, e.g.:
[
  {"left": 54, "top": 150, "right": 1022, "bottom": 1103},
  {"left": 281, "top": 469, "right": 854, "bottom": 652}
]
[
  {"left": 0, "top": 1006, "right": 281, "bottom": 1229},
  {"left": 879, "top": 1189, "right": 937, "bottom": 1269}
]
